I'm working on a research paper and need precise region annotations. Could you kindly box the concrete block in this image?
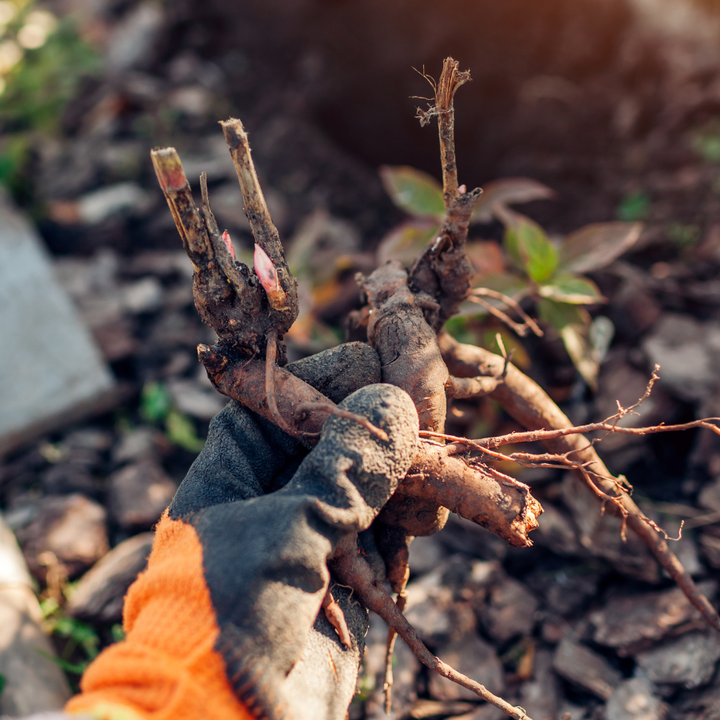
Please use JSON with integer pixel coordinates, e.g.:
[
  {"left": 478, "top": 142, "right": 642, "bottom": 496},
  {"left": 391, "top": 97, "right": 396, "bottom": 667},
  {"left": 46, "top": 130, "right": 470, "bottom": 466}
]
[{"left": 0, "top": 191, "right": 115, "bottom": 455}]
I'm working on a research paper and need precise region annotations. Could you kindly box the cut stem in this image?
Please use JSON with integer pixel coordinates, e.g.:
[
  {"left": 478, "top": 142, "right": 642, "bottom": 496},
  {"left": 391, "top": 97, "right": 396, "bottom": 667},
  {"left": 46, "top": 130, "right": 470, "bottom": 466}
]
[
  {"left": 429, "top": 58, "right": 471, "bottom": 211},
  {"left": 220, "top": 118, "right": 295, "bottom": 313},
  {"left": 150, "top": 147, "right": 212, "bottom": 272}
]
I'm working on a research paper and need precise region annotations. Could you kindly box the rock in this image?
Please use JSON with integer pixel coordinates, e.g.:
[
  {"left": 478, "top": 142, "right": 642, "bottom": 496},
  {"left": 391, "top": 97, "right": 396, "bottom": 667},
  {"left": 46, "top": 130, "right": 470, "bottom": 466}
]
[
  {"left": 121, "top": 276, "right": 163, "bottom": 314},
  {"left": 606, "top": 265, "right": 662, "bottom": 340},
  {"left": 699, "top": 533, "right": 720, "bottom": 568},
  {"left": 362, "top": 614, "right": 420, "bottom": 719},
  {"left": 41, "top": 461, "right": 98, "bottom": 497},
  {"left": 589, "top": 583, "right": 715, "bottom": 655},
  {"left": 108, "top": 459, "right": 176, "bottom": 529},
  {"left": 77, "top": 182, "right": 149, "bottom": 224},
  {"left": 67, "top": 532, "right": 153, "bottom": 622},
  {"left": 605, "top": 678, "right": 664, "bottom": 720},
  {"left": 0, "top": 513, "right": 71, "bottom": 715},
  {"left": 428, "top": 634, "right": 504, "bottom": 703},
  {"left": 533, "top": 502, "right": 582, "bottom": 557},
  {"left": 422, "top": 701, "right": 500, "bottom": 720},
  {"left": 167, "top": 378, "right": 226, "bottom": 421},
  {"left": 519, "top": 649, "right": 561, "bottom": 720},
  {"left": 561, "top": 473, "right": 660, "bottom": 583},
  {"left": 594, "top": 356, "right": 673, "bottom": 454},
  {"left": 404, "top": 568, "right": 455, "bottom": 643},
  {"left": 408, "top": 534, "right": 447, "bottom": 578},
  {"left": 105, "top": 2, "right": 165, "bottom": 73},
  {"left": 477, "top": 577, "right": 539, "bottom": 643},
  {"left": 92, "top": 317, "right": 138, "bottom": 361},
  {"left": 404, "top": 700, "right": 477, "bottom": 720},
  {"left": 553, "top": 637, "right": 622, "bottom": 700},
  {"left": 528, "top": 566, "right": 603, "bottom": 617},
  {"left": 112, "top": 427, "right": 159, "bottom": 464},
  {"left": 557, "top": 701, "right": 590, "bottom": 720},
  {"left": 38, "top": 429, "right": 111, "bottom": 497},
  {"left": 673, "top": 680, "right": 720, "bottom": 720},
  {"left": 437, "top": 514, "right": 509, "bottom": 561},
  {"left": 167, "top": 85, "right": 214, "bottom": 116},
  {"left": 15, "top": 494, "right": 109, "bottom": 579},
  {"left": 0, "top": 191, "right": 115, "bottom": 456},
  {"left": 635, "top": 631, "right": 720, "bottom": 690},
  {"left": 641, "top": 314, "right": 720, "bottom": 402},
  {"left": 699, "top": 476, "right": 720, "bottom": 511}
]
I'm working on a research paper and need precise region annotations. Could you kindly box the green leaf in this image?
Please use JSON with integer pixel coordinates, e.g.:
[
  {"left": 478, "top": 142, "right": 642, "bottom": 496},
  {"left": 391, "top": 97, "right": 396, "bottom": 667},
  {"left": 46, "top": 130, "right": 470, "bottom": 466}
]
[
  {"left": 166, "top": 411, "right": 205, "bottom": 453},
  {"left": 379, "top": 166, "right": 445, "bottom": 218},
  {"left": 111, "top": 623, "right": 126, "bottom": 643},
  {"left": 558, "top": 222, "right": 642, "bottom": 274},
  {"left": 538, "top": 300, "right": 598, "bottom": 389},
  {"left": 471, "top": 177, "right": 555, "bottom": 224},
  {"left": 477, "top": 272, "right": 533, "bottom": 297},
  {"left": 140, "top": 381, "right": 172, "bottom": 424},
  {"left": 0, "top": 673, "right": 5, "bottom": 697},
  {"left": 502, "top": 211, "right": 558, "bottom": 283},
  {"left": 666, "top": 223, "right": 701, "bottom": 249},
  {"left": 538, "top": 275, "right": 604, "bottom": 304},
  {"left": 0, "top": 16, "right": 101, "bottom": 135},
  {"left": 617, "top": 192, "right": 651, "bottom": 222},
  {"left": 36, "top": 649, "right": 89, "bottom": 676},
  {"left": 39, "top": 596, "right": 60, "bottom": 619},
  {"left": 376, "top": 218, "right": 439, "bottom": 266},
  {"left": 689, "top": 123, "right": 720, "bottom": 164},
  {"left": 52, "top": 616, "right": 100, "bottom": 658}
]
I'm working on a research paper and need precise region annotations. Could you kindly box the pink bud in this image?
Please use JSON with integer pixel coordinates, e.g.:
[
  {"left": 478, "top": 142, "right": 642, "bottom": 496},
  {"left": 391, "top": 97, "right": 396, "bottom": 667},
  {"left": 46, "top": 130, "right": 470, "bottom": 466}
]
[
  {"left": 458, "top": 184, "right": 466, "bottom": 194},
  {"left": 253, "top": 243, "right": 279, "bottom": 293},
  {"left": 222, "top": 230, "right": 236, "bottom": 259}
]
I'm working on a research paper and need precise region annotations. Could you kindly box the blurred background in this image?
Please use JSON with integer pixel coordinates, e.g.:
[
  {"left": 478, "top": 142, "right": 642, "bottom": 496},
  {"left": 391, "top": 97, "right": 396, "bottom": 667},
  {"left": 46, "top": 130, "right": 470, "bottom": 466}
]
[{"left": 3, "top": 0, "right": 720, "bottom": 718}]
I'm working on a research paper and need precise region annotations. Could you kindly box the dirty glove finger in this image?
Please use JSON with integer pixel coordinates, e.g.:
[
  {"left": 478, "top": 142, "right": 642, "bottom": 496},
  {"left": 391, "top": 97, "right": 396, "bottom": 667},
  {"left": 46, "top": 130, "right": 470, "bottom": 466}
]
[{"left": 189, "top": 383, "right": 418, "bottom": 720}]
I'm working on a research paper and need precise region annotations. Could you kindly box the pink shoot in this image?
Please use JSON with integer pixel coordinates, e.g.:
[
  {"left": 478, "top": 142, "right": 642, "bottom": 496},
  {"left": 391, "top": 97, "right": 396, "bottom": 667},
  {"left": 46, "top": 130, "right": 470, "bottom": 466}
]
[
  {"left": 222, "top": 230, "right": 236, "bottom": 259},
  {"left": 253, "top": 243, "right": 280, "bottom": 292}
]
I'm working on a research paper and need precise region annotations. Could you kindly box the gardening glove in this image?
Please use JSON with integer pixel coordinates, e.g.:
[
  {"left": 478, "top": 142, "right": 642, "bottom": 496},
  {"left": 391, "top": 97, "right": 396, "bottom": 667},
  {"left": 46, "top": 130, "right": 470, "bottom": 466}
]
[{"left": 65, "top": 382, "right": 419, "bottom": 720}]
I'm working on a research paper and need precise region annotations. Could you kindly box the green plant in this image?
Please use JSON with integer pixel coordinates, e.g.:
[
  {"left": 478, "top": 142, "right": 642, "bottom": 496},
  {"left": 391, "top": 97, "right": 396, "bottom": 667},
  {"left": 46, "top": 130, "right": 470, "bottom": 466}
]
[
  {"left": 379, "top": 165, "right": 642, "bottom": 388},
  {"left": 0, "top": 2, "right": 100, "bottom": 131},
  {"left": 0, "top": 0, "right": 100, "bottom": 196},
  {"left": 140, "top": 380, "right": 205, "bottom": 453},
  {"left": 40, "top": 599, "right": 100, "bottom": 678},
  {"left": 689, "top": 120, "right": 720, "bottom": 164},
  {"left": 616, "top": 190, "right": 651, "bottom": 222}
]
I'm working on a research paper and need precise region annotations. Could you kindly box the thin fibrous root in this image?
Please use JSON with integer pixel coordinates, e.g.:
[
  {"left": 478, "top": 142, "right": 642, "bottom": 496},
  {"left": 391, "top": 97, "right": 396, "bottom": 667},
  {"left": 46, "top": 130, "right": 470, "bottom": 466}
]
[
  {"left": 383, "top": 592, "right": 407, "bottom": 713},
  {"left": 330, "top": 543, "right": 533, "bottom": 720},
  {"left": 295, "top": 402, "right": 388, "bottom": 442},
  {"left": 468, "top": 288, "right": 544, "bottom": 338},
  {"left": 439, "top": 331, "right": 720, "bottom": 634},
  {"left": 264, "top": 329, "right": 298, "bottom": 438}
]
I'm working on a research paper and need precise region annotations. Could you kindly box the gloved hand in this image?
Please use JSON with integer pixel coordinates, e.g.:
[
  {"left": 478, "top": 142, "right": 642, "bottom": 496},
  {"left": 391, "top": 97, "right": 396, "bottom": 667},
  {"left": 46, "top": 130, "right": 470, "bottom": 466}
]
[{"left": 65, "top": 382, "right": 418, "bottom": 720}]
